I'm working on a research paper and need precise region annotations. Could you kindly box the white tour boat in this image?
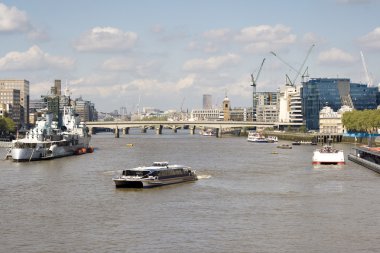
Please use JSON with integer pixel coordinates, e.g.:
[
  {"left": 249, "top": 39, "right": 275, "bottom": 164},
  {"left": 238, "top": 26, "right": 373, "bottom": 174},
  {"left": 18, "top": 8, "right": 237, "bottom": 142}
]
[
  {"left": 247, "top": 132, "right": 273, "bottom": 143},
  {"left": 113, "top": 162, "right": 198, "bottom": 188},
  {"left": 312, "top": 144, "right": 345, "bottom": 165},
  {"left": 7, "top": 106, "right": 92, "bottom": 162}
]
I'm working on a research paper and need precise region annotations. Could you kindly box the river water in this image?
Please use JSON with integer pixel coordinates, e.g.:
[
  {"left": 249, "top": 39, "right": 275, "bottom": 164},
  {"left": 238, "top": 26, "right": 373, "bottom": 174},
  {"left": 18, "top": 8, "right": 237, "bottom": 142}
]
[{"left": 1, "top": 130, "right": 380, "bottom": 253}]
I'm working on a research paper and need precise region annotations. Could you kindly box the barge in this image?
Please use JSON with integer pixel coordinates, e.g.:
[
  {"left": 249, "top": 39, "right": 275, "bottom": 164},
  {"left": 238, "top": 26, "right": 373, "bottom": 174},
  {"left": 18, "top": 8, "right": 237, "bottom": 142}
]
[{"left": 348, "top": 146, "right": 380, "bottom": 174}]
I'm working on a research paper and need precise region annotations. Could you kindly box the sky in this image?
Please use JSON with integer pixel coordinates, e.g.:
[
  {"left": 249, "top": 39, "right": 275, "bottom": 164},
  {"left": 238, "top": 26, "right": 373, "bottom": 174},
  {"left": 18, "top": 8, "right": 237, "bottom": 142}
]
[{"left": 0, "top": 0, "right": 380, "bottom": 113}]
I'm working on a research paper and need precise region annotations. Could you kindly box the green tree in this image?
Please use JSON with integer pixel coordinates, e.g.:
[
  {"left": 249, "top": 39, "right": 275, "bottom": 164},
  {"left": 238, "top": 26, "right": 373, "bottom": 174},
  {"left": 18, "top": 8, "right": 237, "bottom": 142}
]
[
  {"left": 0, "top": 116, "right": 15, "bottom": 133},
  {"left": 342, "top": 109, "right": 380, "bottom": 133}
]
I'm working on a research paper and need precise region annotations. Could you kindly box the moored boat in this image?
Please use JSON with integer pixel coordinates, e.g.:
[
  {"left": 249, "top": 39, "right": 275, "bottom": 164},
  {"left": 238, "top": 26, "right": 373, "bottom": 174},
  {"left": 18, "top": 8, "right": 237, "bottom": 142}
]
[
  {"left": 348, "top": 146, "right": 380, "bottom": 174},
  {"left": 312, "top": 144, "right": 345, "bottom": 165},
  {"left": 200, "top": 129, "right": 216, "bottom": 136},
  {"left": 277, "top": 144, "right": 292, "bottom": 149},
  {"left": 247, "top": 132, "right": 270, "bottom": 143},
  {"left": 113, "top": 162, "right": 198, "bottom": 188},
  {"left": 7, "top": 106, "right": 92, "bottom": 162}
]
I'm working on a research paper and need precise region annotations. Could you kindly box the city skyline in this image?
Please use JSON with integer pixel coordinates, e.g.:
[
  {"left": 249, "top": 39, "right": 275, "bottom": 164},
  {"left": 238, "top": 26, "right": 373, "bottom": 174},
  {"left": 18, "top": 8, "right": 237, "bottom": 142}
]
[{"left": 0, "top": 0, "right": 380, "bottom": 112}]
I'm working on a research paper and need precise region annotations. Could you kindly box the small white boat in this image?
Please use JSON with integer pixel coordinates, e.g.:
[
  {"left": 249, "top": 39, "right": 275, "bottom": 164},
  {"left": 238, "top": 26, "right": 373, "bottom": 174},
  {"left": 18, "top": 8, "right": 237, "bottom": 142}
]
[
  {"left": 200, "top": 129, "right": 216, "bottom": 136},
  {"left": 113, "top": 162, "right": 198, "bottom": 188},
  {"left": 247, "top": 132, "right": 273, "bottom": 143},
  {"left": 267, "top": 136, "right": 278, "bottom": 143},
  {"left": 312, "top": 145, "right": 345, "bottom": 165},
  {"left": 277, "top": 144, "right": 292, "bottom": 149}
]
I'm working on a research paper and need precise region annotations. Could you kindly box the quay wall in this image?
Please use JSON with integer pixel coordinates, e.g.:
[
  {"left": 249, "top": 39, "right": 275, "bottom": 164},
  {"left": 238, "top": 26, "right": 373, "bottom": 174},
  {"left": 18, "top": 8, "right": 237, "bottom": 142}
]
[{"left": 260, "top": 131, "right": 379, "bottom": 145}]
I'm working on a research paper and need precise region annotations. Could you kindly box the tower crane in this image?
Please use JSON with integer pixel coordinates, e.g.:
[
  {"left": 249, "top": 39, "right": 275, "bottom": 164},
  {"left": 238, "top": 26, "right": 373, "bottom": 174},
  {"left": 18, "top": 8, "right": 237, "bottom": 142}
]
[
  {"left": 360, "top": 51, "right": 372, "bottom": 87},
  {"left": 251, "top": 58, "right": 266, "bottom": 88},
  {"left": 270, "top": 44, "right": 315, "bottom": 86}
]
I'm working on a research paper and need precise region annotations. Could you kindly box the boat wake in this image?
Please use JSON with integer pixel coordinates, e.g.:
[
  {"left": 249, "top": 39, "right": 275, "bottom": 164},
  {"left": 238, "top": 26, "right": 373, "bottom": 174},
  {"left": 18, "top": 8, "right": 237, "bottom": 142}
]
[
  {"left": 197, "top": 174, "right": 212, "bottom": 179},
  {"left": 103, "top": 170, "right": 122, "bottom": 175}
]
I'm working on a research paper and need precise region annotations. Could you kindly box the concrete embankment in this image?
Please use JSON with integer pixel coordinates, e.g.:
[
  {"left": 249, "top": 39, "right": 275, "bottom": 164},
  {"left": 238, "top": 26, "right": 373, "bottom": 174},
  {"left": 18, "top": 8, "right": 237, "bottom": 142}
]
[{"left": 259, "top": 131, "right": 379, "bottom": 145}]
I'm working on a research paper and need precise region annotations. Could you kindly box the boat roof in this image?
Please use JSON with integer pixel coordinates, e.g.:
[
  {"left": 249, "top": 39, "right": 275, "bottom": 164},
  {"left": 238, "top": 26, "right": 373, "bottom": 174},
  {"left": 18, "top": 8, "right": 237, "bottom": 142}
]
[
  {"left": 124, "top": 162, "right": 190, "bottom": 171},
  {"left": 353, "top": 146, "right": 380, "bottom": 156},
  {"left": 13, "top": 139, "right": 68, "bottom": 144}
]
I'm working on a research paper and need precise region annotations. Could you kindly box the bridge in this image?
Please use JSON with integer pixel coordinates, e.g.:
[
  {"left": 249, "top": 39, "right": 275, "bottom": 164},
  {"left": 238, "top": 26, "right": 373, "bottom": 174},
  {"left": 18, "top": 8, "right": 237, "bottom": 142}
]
[{"left": 85, "top": 120, "right": 302, "bottom": 138}]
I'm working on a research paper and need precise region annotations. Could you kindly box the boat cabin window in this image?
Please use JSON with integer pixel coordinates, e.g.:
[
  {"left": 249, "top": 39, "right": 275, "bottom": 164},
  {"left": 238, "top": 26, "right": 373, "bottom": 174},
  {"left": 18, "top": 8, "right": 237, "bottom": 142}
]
[
  {"left": 152, "top": 162, "right": 168, "bottom": 167},
  {"left": 158, "top": 168, "right": 185, "bottom": 177},
  {"left": 123, "top": 170, "right": 151, "bottom": 177}
]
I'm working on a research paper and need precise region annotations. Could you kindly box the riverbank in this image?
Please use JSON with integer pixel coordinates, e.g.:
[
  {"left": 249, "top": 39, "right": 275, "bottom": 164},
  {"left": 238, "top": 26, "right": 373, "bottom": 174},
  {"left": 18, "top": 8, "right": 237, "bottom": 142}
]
[{"left": 260, "top": 131, "right": 379, "bottom": 145}]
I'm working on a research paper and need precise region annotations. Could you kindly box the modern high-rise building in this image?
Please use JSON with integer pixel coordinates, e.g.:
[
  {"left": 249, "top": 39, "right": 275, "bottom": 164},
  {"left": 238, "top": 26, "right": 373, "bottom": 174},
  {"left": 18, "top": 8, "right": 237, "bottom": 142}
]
[
  {"left": 253, "top": 92, "right": 279, "bottom": 122},
  {"left": 0, "top": 89, "right": 21, "bottom": 128},
  {"left": 279, "top": 85, "right": 302, "bottom": 124},
  {"left": 203, "top": 94, "right": 212, "bottom": 110},
  {"left": 302, "top": 78, "right": 379, "bottom": 130},
  {"left": 54, "top": 80, "right": 61, "bottom": 96},
  {"left": 0, "top": 79, "right": 29, "bottom": 127}
]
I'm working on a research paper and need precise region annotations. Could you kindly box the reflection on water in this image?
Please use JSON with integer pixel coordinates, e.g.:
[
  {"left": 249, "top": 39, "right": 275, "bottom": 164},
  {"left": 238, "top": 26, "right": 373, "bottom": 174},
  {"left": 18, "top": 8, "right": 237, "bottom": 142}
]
[{"left": 1, "top": 131, "right": 380, "bottom": 253}]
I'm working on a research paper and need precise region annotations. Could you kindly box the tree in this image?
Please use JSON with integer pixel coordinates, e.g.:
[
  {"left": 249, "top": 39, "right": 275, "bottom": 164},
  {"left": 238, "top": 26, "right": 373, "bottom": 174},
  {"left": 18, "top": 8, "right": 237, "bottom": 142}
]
[
  {"left": 342, "top": 109, "right": 380, "bottom": 133},
  {"left": 0, "top": 116, "right": 15, "bottom": 134}
]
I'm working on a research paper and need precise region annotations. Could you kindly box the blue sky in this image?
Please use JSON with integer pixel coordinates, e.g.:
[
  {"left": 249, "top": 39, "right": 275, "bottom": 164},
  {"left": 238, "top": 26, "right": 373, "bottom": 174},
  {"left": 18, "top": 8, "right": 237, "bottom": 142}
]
[{"left": 0, "top": 0, "right": 379, "bottom": 112}]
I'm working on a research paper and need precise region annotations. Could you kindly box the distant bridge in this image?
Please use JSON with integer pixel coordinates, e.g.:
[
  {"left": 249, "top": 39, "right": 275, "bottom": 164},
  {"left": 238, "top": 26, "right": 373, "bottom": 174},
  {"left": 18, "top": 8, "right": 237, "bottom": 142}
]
[{"left": 85, "top": 120, "right": 302, "bottom": 138}]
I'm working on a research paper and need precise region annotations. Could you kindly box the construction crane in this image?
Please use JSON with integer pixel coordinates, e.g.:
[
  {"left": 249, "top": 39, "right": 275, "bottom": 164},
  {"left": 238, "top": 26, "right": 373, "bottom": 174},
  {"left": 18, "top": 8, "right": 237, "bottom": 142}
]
[
  {"left": 270, "top": 44, "right": 315, "bottom": 86},
  {"left": 360, "top": 51, "right": 372, "bottom": 87},
  {"left": 180, "top": 97, "right": 185, "bottom": 112},
  {"left": 251, "top": 58, "right": 266, "bottom": 88}
]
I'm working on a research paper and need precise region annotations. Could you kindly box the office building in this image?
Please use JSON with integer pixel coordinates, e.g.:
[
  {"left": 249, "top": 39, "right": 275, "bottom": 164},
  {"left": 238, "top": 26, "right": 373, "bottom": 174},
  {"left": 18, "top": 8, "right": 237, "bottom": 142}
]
[
  {"left": 279, "top": 85, "right": 302, "bottom": 124},
  {"left": 0, "top": 79, "right": 29, "bottom": 127},
  {"left": 253, "top": 92, "right": 279, "bottom": 122},
  {"left": 0, "top": 89, "right": 21, "bottom": 128},
  {"left": 190, "top": 108, "right": 221, "bottom": 121},
  {"left": 302, "top": 78, "right": 379, "bottom": 130},
  {"left": 203, "top": 94, "right": 212, "bottom": 110}
]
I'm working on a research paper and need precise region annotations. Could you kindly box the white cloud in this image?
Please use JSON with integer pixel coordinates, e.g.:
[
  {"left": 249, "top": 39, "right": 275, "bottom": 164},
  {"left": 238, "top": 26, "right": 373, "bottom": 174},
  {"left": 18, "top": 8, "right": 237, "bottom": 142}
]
[
  {"left": 318, "top": 48, "right": 355, "bottom": 65},
  {"left": 0, "top": 3, "right": 31, "bottom": 32},
  {"left": 101, "top": 57, "right": 159, "bottom": 76},
  {"left": 183, "top": 53, "right": 241, "bottom": 71},
  {"left": 176, "top": 74, "right": 196, "bottom": 90},
  {"left": 235, "top": 24, "right": 296, "bottom": 43},
  {"left": 203, "top": 28, "right": 231, "bottom": 40},
  {"left": 74, "top": 26, "right": 138, "bottom": 52},
  {"left": 302, "top": 32, "right": 326, "bottom": 45},
  {"left": 235, "top": 24, "right": 296, "bottom": 53},
  {"left": 358, "top": 27, "right": 380, "bottom": 50},
  {"left": 0, "top": 45, "right": 75, "bottom": 71}
]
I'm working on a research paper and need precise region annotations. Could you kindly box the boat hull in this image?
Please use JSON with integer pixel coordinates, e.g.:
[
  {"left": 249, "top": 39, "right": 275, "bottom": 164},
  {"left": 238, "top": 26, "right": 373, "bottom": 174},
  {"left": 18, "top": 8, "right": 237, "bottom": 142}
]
[
  {"left": 113, "top": 175, "right": 198, "bottom": 188},
  {"left": 10, "top": 137, "right": 91, "bottom": 162},
  {"left": 312, "top": 150, "right": 345, "bottom": 165}
]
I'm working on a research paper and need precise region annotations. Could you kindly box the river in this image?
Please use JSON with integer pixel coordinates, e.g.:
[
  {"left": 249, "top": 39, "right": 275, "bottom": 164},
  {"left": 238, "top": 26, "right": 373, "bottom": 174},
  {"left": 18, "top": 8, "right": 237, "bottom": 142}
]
[{"left": 1, "top": 130, "right": 379, "bottom": 253}]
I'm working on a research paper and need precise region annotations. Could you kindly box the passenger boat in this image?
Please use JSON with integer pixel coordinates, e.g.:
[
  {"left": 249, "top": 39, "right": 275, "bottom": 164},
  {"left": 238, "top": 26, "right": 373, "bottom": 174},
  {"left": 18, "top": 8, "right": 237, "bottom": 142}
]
[
  {"left": 113, "top": 162, "right": 198, "bottom": 188},
  {"left": 312, "top": 144, "right": 345, "bottom": 165},
  {"left": 267, "top": 136, "right": 278, "bottom": 143},
  {"left": 7, "top": 106, "right": 92, "bottom": 162},
  {"left": 348, "top": 146, "right": 380, "bottom": 174},
  {"left": 200, "top": 129, "right": 216, "bottom": 136},
  {"left": 247, "top": 132, "right": 269, "bottom": 143}
]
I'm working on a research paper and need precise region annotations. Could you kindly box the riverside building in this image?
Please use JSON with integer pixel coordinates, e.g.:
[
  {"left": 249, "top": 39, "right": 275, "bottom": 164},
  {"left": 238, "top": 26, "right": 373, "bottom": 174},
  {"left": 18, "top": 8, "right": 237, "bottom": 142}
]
[
  {"left": 302, "top": 78, "right": 379, "bottom": 130},
  {"left": 253, "top": 92, "right": 279, "bottom": 122},
  {"left": 0, "top": 79, "right": 29, "bottom": 128},
  {"left": 279, "top": 85, "right": 303, "bottom": 124},
  {"left": 319, "top": 105, "right": 352, "bottom": 134},
  {"left": 0, "top": 89, "right": 21, "bottom": 128}
]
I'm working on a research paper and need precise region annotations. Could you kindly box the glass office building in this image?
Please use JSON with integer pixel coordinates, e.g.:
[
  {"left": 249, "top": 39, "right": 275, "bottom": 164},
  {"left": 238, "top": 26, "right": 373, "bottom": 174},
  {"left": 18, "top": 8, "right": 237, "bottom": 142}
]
[{"left": 302, "top": 78, "right": 379, "bottom": 130}]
